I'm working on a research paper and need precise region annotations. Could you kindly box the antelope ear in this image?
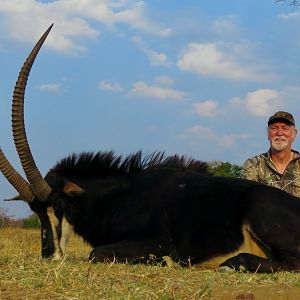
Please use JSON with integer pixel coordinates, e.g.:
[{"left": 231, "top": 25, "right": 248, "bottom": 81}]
[{"left": 63, "top": 181, "right": 86, "bottom": 197}]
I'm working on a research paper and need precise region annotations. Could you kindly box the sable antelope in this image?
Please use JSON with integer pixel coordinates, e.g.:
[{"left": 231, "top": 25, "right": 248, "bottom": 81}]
[{"left": 2, "top": 25, "right": 300, "bottom": 272}]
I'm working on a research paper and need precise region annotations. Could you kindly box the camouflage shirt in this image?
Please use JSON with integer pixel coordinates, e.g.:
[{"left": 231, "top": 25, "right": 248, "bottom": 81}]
[{"left": 241, "top": 150, "right": 300, "bottom": 198}]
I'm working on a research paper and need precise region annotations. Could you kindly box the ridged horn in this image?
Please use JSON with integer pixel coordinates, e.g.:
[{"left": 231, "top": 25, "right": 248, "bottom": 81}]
[
  {"left": 0, "top": 147, "right": 34, "bottom": 202},
  {"left": 11, "top": 24, "right": 53, "bottom": 201}
]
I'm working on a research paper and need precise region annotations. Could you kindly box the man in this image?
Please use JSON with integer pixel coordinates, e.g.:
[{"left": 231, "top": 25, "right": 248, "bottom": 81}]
[{"left": 242, "top": 111, "right": 300, "bottom": 197}]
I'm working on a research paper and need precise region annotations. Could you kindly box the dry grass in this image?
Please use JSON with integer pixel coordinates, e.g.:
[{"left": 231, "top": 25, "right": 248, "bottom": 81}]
[{"left": 1, "top": 228, "right": 300, "bottom": 299}]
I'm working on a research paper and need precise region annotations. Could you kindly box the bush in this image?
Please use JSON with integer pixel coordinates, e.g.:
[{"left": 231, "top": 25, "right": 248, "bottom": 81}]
[
  {"left": 208, "top": 161, "right": 242, "bottom": 178},
  {"left": 23, "top": 214, "right": 40, "bottom": 228}
]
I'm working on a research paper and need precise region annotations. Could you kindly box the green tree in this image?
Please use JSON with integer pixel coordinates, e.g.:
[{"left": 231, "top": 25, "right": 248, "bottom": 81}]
[
  {"left": 275, "top": 0, "right": 299, "bottom": 6},
  {"left": 208, "top": 161, "right": 242, "bottom": 178},
  {"left": 23, "top": 213, "right": 40, "bottom": 228}
]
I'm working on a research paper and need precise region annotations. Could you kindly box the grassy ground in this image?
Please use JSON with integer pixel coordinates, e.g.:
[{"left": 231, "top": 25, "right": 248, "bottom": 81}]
[{"left": 1, "top": 228, "right": 300, "bottom": 299}]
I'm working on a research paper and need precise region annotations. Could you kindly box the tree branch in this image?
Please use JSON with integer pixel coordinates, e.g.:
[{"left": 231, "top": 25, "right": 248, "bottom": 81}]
[{"left": 275, "top": 0, "right": 300, "bottom": 7}]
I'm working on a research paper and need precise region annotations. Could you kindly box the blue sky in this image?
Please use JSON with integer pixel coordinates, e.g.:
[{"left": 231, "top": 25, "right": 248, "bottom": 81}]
[{"left": 1, "top": 0, "right": 300, "bottom": 218}]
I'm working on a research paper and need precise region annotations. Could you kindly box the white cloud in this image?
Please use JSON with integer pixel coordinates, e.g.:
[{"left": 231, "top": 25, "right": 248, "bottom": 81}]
[
  {"left": 98, "top": 80, "right": 123, "bottom": 92},
  {"left": 113, "top": 1, "right": 172, "bottom": 37},
  {"left": 130, "top": 81, "right": 187, "bottom": 101},
  {"left": 0, "top": 0, "right": 170, "bottom": 55},
  {"left": 147, "top": 51, "right": 168, "bottom": 66},
  {"left": 212, "top": 15, "right": 240, "bottom": 36},
  {"left": 229, "top": 97, "right": 243, "bottom": 106},
  {"left": 278, "top": 11, "right": 300, "bottom": 20},
  {"left": 38, "top": 83, "right": 62, "bottom": 91},
  {"left": 132, "top": 36, "right": 170, "bottom": 66},
  {"left": 185, "top": 125, "right": 216, "bottom": 140},
  {"left": 192, "top": 100, "right": 219, "bottom": 117},
  {"left": 177, "top": 42, "right": 272, "bottom": 82},
  {"left": 0, "top": 0, "right": 100, "bottom": 54},
  {"left": 183, "top": 125, "right": 248, "bottom": 148},
  {"left": 218, "top": 135, "right": 244, "bottom": 148},
  {"left": 226, "top": 86, "right": 300, "bottom": 123},
  {"left": 245, "top": 89, "right": 281, "bottom": 117},
  {"left": 154, "top": 76, "right": 175, "bottom": 86}
]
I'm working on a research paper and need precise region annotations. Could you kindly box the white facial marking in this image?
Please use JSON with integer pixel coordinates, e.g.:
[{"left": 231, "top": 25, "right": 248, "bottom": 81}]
[
  {"left": 47, "top": 207, "right": 62, "bottom": 260},
  {"left": 59, "top": 216, "right": 74, "bottom": 256}
]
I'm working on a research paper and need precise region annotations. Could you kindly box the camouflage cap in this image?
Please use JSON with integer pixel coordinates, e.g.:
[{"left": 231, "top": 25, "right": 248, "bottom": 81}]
[{"left": 268, "top": 111, "right": 295, "bottom": 126}]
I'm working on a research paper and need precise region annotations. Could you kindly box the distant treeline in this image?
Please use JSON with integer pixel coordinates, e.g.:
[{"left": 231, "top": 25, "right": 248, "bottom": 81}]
[
  {"left": 0, "top": 208, "right": 40, "bottom": 228},
  {"left": 208, "top": 160, "right": 242, "bottom": 178}
]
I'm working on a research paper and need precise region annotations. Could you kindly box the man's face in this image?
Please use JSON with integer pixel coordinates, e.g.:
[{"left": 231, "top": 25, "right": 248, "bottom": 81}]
[{"left": 268, "top": 122, "right": 297, "bottom": 152}]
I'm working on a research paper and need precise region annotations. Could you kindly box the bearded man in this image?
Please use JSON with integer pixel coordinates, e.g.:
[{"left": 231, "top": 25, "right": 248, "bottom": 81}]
[{"left": 242, "top": 111, "right": 300, "bottom": 197}]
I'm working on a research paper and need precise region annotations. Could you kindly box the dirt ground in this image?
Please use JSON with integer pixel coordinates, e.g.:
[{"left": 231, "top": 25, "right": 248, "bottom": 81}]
[
  {"left": 1, "top": 283, "right": 300, "bottom": 300},
  {"left": 211, "top": 285, "right": 300, "bottom": 300}
]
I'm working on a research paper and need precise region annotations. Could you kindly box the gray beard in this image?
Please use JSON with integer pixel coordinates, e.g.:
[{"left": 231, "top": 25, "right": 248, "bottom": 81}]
[{"left": 270, "top": 139, "right": 289, "bottom": 151}]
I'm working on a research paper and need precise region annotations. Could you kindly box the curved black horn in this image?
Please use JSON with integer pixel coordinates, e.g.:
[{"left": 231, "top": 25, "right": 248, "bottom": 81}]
[
  {"left": 12, "top": 24, "right": 53, "bottom": 201},
  {"left": 0, "top": 147, "right": 34, "bottom": 202}
]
